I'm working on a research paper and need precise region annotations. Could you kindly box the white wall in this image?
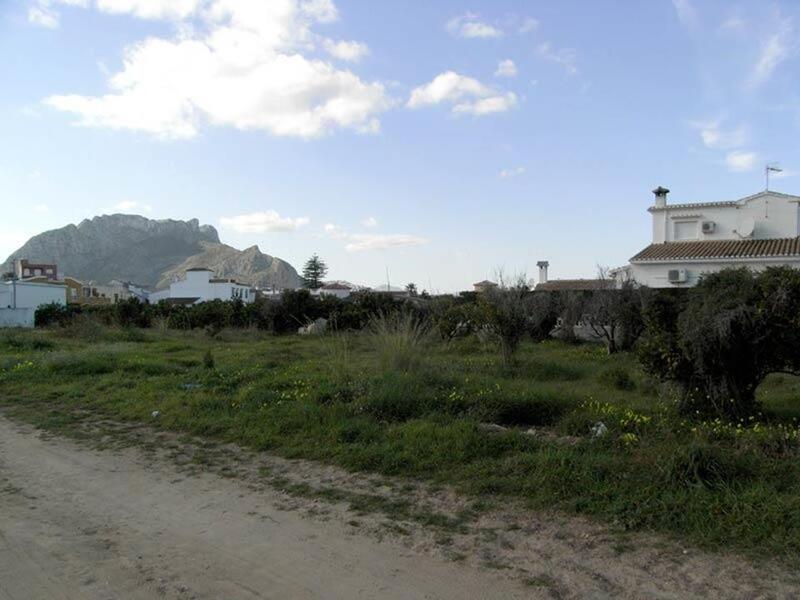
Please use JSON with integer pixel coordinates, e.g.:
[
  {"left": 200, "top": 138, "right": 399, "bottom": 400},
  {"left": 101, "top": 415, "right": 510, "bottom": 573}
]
[
  {"left": 650, "top": 193, "right": 800, "bottom": 244},
  {"left": 153, "top": 270, "right": 255, "bottom": 304},
  {"left": 0, "top": 281, "right": 66, "bottom": 309},
  {"left": 0, "top": 308, "right": 36, "bottom": 328},
  {"left": 630, "top": 257, "right": 800, "bottom": 288}
]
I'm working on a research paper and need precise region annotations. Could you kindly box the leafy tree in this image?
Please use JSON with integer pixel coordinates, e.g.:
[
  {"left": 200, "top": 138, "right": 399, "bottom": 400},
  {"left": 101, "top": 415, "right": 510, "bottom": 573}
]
[
  {"left": 639, "top": 267, "right": 800, "bottom": 419},
  {"left": 302, "top": 254, "right": 328, "bottom": 289},
  {"left": 582, "top": 269, "right": 648, "bottom": 354},
  {"left": 405, "top": 282, "right": 418, "bottom": 297},
  {"left": 479, "top": 275, "right": 534, "bottom": 366}
]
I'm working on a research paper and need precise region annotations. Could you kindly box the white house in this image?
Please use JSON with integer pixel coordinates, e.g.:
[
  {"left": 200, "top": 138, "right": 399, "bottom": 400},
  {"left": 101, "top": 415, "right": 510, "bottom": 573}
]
[
  {"left": 148, "top": 268, "right": 255, "bottom": 305},
  {"left": 625, "top": 187, "right": 800, "bottom": 288},
  {"left": 0, "top": 279, "right": 67, "bottom": 327}
]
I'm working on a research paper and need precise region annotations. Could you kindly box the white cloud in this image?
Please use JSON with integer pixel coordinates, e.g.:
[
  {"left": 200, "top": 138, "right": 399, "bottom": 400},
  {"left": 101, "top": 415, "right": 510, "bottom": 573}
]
[
  {"left": 495, "top": 59, "right": 518, "bottom": 78},
  {"left": 321, "top": 222, "right": 425, "bottom": 251},
  {"left": 672, "top": 0, "right": 699, "bottom": 31},
  {"left": 323, "top": 39, "right": 369, "bottom": 62},
  {"left": 726, "top": 151, "right": 758, "bottom": 172},
  {"left": 407, "top": 71, "right": 517, "bottom": 116},
  {"left": 747, "top": 17, "right": 793, "bottom": 89},
  {"left": 536, "top": 42, "right": 578, "bottom": 75},
  {"left": 518, "top": 17, "right": 538, "bottom": 34},
  {"left": 344, "top": 233, "right": 427, "bottom": 252},
  {"left": 691, "top": 119, "right": 747, "bottom": 149},
  {"left": 95, "top": 0, "right": 201, "bottom": 20},
  {"left": 499, "top": 167, "right": 525, "bottom": 179},
  {"left": 28, "top": 0, "right": 90, "bottom": 28},
  {"left": 112, "top": 200, "right": 152, "bottom": 213},
  {"left": 33, "top": 204, "right": 50, "bottom": 213},
  {"left": 28, "top": 6, "right": 60, "bottom": 28},
  {"left": 719, "top": 16, "right": 746, "bottom": 34},
  {"left": 220, "top": 211, "right": 310, "bottom": 233},
  {"left": 43, "top": 0, "right": 391, "bottom": 139},
  {"left": 446, "top": 13, "right": 503, "bottom": 39}
]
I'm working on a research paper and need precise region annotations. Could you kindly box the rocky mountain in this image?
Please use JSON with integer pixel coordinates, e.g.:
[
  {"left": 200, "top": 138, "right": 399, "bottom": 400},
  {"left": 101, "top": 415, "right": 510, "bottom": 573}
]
[{"left": 2, "top": 214, "right": 301, "bottom": 290}]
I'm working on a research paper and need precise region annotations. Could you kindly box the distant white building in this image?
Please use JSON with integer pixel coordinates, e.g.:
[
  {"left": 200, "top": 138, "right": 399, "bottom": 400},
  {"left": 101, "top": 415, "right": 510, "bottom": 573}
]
[
  {"left": 0, "top": 279, "right": 66, "bottom": 327},
  {"left": 623, "top": 187, "right": 800, "bottom": 288},
  {"left": 148, "top": 268, "right": 255, "bottom": 305},
  {"left": 313, "top": 282, "right": 360, "bottom": 299}
]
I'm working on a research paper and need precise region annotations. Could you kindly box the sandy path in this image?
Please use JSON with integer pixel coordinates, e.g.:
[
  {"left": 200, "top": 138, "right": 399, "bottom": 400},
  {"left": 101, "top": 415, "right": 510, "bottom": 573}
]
[
  {"left": 0, "top": 417, "right": 524, "bottom": 600},
  {"left": 1, "top": 414, "right": 798, "bottom": 599}
]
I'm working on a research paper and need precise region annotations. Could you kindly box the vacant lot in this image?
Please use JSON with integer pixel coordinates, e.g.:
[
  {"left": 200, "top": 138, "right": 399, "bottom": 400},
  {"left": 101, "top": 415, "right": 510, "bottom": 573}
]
[{"left": 2, "top": 324, "right": 800, "bottom": 563}]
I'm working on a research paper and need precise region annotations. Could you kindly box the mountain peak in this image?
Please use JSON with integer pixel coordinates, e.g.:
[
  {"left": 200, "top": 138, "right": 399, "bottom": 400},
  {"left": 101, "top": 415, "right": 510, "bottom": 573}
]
[{"left": 1, "top": 214, "right": 295, "bottom": 289}]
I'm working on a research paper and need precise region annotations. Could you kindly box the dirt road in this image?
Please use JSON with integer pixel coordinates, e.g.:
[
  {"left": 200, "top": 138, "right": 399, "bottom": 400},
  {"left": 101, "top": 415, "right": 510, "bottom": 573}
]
[
  {"left": 0, "top": 417, "right": 527, "bottom": 600},
  {"left": 0, "top": 415, "right": 797, "bottom": 599}
]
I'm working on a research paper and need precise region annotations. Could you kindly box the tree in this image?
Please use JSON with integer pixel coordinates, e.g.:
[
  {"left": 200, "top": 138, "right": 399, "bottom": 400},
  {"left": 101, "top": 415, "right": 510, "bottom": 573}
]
[
  {"left": 479, "top": 274, "right": 533, "bottom": 366},
  {"left": 639, "top": 267, "right": 800, "bottom": 419},
  {"left": 405, "top": 282, "right": 418, "bottom": 296},
  {"left": 582, "top": 268, "right": 648, "bottom": 354},
  {"left": 302, "top": 254, "right": 328, "bottom": 290}
]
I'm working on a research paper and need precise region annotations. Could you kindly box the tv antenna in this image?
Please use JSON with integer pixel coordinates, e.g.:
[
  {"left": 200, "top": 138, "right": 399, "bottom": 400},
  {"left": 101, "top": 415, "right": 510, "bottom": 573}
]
[{"left": 765, "top": 163, "right": 783, "bottom": 191}]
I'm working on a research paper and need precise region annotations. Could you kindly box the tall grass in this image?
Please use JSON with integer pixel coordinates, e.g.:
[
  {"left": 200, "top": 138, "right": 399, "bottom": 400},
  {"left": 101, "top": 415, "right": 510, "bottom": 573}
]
[{"left": 368, "top": 312, "right": 433, "bottom": 372}]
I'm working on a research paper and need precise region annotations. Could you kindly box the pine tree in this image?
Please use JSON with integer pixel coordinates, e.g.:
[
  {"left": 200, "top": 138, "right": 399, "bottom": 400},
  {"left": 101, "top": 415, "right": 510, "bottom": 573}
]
[{"left": 302, "top": 254, "right": 328, "bottom": 289}]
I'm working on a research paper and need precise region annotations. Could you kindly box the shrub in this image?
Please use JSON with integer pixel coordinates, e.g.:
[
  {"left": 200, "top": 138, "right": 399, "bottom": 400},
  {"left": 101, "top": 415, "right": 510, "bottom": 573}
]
[
  {"left": 369, "top": 311, "right": 432, "bottom": 372},
  {"left": 598, "top": 366, "right": 636, "bottom": 391},
  {"left": 202, "top": 349, "right": 215, "bottom": 370},
  {"left": 640, "top": 267, "right": 800, "bottom": 419},
  {"left": 662, "top": 442, "right": 757, "bottom": 489},
  {"left": 35, "top": 303, "right": 77, "bottom": 328}
]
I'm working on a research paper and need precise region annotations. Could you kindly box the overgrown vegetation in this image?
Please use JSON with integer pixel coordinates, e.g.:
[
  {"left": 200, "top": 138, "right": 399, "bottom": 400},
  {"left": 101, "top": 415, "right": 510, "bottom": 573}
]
[
  {"left": 2, "top": 316, "right": 800, "bottom": 559},
  {"left": 640, "top": 267, "right": 800, "bottom": 419}
]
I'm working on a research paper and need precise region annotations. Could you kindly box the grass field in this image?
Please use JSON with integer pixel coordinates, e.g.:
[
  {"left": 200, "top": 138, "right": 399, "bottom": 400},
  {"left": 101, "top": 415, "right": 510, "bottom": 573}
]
[{"left": 2, "top": 322, "right": 800, "bottom": 559}]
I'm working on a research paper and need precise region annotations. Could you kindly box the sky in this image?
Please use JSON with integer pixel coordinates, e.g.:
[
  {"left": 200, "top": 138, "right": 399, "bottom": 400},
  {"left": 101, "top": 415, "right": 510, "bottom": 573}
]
[{"left": 1, "top": 0, "right": 799, "bottom": 292}]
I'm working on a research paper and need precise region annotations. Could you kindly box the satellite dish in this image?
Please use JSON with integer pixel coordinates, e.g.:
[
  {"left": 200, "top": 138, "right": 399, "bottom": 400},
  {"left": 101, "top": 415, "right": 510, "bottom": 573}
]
[{"left": 738, "top": 216, "right": 755, "bottom": 238}]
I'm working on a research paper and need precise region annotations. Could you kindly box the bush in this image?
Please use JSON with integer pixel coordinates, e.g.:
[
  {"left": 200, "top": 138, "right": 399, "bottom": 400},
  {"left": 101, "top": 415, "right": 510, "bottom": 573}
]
[
  {"left": 369, "top": 311, "right": 432, "bottom": 372},
  {"left": 640, "top": 267, "right": 800, "bottom": 419},
  {"left": 662, "top": 442, "right": 757, "bottom": 489},
  {"left": 35, "top": 303, "right": 77, "bottom": 328},
  {"left": 598, "top": 366, "right": 636, "bottom": 391}
]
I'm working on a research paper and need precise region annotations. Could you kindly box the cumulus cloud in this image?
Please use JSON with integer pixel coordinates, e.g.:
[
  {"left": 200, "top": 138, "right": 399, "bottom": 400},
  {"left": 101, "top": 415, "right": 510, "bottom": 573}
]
[
  {"left": 536, "top": 42, "right": 579, "bottom": 75},
  {"left": 499, "top": 167, "right": 525, "bottom": 179},
  {"left": 344, "top": 234, "right": 427, "bottom": 252},
  {"left": 43, "top": 0, "right": 391, "bottom": 139},
  {"left": 691, "top": 119, "right": 747, "bottom": 149},
  {"left": 446, "top": 13, "right": 503, "bottom": 39},
  {"left": 725, "top": 150, "right": 758, "bottom": 172},
  {"left": 220, "top": 211, "right": 310, "bottom": 233},
  {"left": 323, "top": 39, "right": 369, "bottom": 62},
  {"left": 361, "top": 216, "right": 378, "bottom": 227},
  {"left": 33, "top": 204, "right": 50, "bottom": 214},
  {"left": 407, "top": 71, "right": 517, "bottom": 116},
  {"left": 495, "top": 59, "right": 518, "bottom": 78}
]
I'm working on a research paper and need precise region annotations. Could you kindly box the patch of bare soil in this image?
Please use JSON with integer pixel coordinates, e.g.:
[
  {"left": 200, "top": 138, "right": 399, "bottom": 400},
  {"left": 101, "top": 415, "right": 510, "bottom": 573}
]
[{"left": 0, "top": 413, "right": 797, "bottom": 599}]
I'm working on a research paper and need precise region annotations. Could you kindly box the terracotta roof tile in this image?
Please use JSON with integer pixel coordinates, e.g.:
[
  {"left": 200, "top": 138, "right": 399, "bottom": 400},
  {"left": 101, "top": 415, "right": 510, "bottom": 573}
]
[{"left": 631, "top": 237, "right": 800, "bottom": 262}]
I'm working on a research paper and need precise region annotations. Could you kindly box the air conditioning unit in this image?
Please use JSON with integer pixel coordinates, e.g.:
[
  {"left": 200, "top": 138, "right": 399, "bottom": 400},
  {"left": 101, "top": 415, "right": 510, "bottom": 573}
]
[
  {"left": 701, "top": 221, "right": 716, "bottom": 234},
  {"left": 668, "top": 269, "right": 688, "bottom": 284}
]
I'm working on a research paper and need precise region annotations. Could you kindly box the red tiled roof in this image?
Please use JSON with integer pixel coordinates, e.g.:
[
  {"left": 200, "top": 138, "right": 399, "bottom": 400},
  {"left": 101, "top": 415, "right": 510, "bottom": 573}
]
[{"left": 631, "top": 237, "right": 800, "bottom": 262}]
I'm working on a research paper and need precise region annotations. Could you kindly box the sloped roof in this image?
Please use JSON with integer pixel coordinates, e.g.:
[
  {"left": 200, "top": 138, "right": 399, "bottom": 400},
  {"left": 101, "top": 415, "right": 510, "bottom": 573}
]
[
  {"left": 648, "top": 191, "right": 800, "bottom": 212},
  {"left": 535, "top": 279, "right": 608, "bottom": 291},
  {"left": 473, "top": 280, "right": 497, "bottom": 287},
  {"left": 321, "top": 283, "right": 351, "bottom": 290},
  {"left": 631, "top": 237, "right": 800, "bottom": 262}
]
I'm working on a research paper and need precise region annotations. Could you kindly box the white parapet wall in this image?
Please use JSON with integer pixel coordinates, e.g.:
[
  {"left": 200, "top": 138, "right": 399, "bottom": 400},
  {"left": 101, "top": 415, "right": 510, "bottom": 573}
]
[{"left": 0, "top": 308, "right": 36, "bottom": 328}]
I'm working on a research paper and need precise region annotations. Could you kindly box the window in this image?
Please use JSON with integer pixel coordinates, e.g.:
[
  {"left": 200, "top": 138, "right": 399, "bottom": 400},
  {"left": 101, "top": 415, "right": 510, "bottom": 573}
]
[{"left": 674, "top": 220, "right": 698, "bottom": 241}]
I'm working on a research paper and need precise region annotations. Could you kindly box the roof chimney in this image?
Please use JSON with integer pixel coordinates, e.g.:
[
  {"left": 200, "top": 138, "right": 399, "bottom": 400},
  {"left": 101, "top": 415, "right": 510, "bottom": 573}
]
[
  {"left": 653, "top": 186, "right": 669, "bottom": 208},
  {"left": 536, "top": 261, "right": 549, "bottom": 284}
]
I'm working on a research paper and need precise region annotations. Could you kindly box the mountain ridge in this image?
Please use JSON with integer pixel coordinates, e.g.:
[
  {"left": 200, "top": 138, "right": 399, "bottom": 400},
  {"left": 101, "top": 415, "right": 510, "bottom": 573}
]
[{"left": 2, "top": 214, "right": 300, "bottom": 290}]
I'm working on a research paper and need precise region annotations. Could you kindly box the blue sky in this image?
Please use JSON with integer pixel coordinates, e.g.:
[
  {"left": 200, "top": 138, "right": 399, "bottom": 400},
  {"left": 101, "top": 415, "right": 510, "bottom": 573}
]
[{"left": 1, "top": 0, "right": 798, "bottom": 291}]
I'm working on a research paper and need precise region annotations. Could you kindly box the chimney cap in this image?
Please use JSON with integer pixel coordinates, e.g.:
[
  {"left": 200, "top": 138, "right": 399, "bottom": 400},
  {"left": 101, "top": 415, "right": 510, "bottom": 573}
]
[
  {"left": 652, "top": 186, "right": 670, "bottom": 196},
  {"left": 536, "top": 261, "right": 550, "bottom": 268}
]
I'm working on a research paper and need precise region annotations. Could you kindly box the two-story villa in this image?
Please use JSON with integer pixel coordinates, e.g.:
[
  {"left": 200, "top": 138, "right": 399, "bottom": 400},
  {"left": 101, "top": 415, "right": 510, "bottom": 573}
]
[{"left": 627, "top": 187, "right": 800, "bottom": 288}]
